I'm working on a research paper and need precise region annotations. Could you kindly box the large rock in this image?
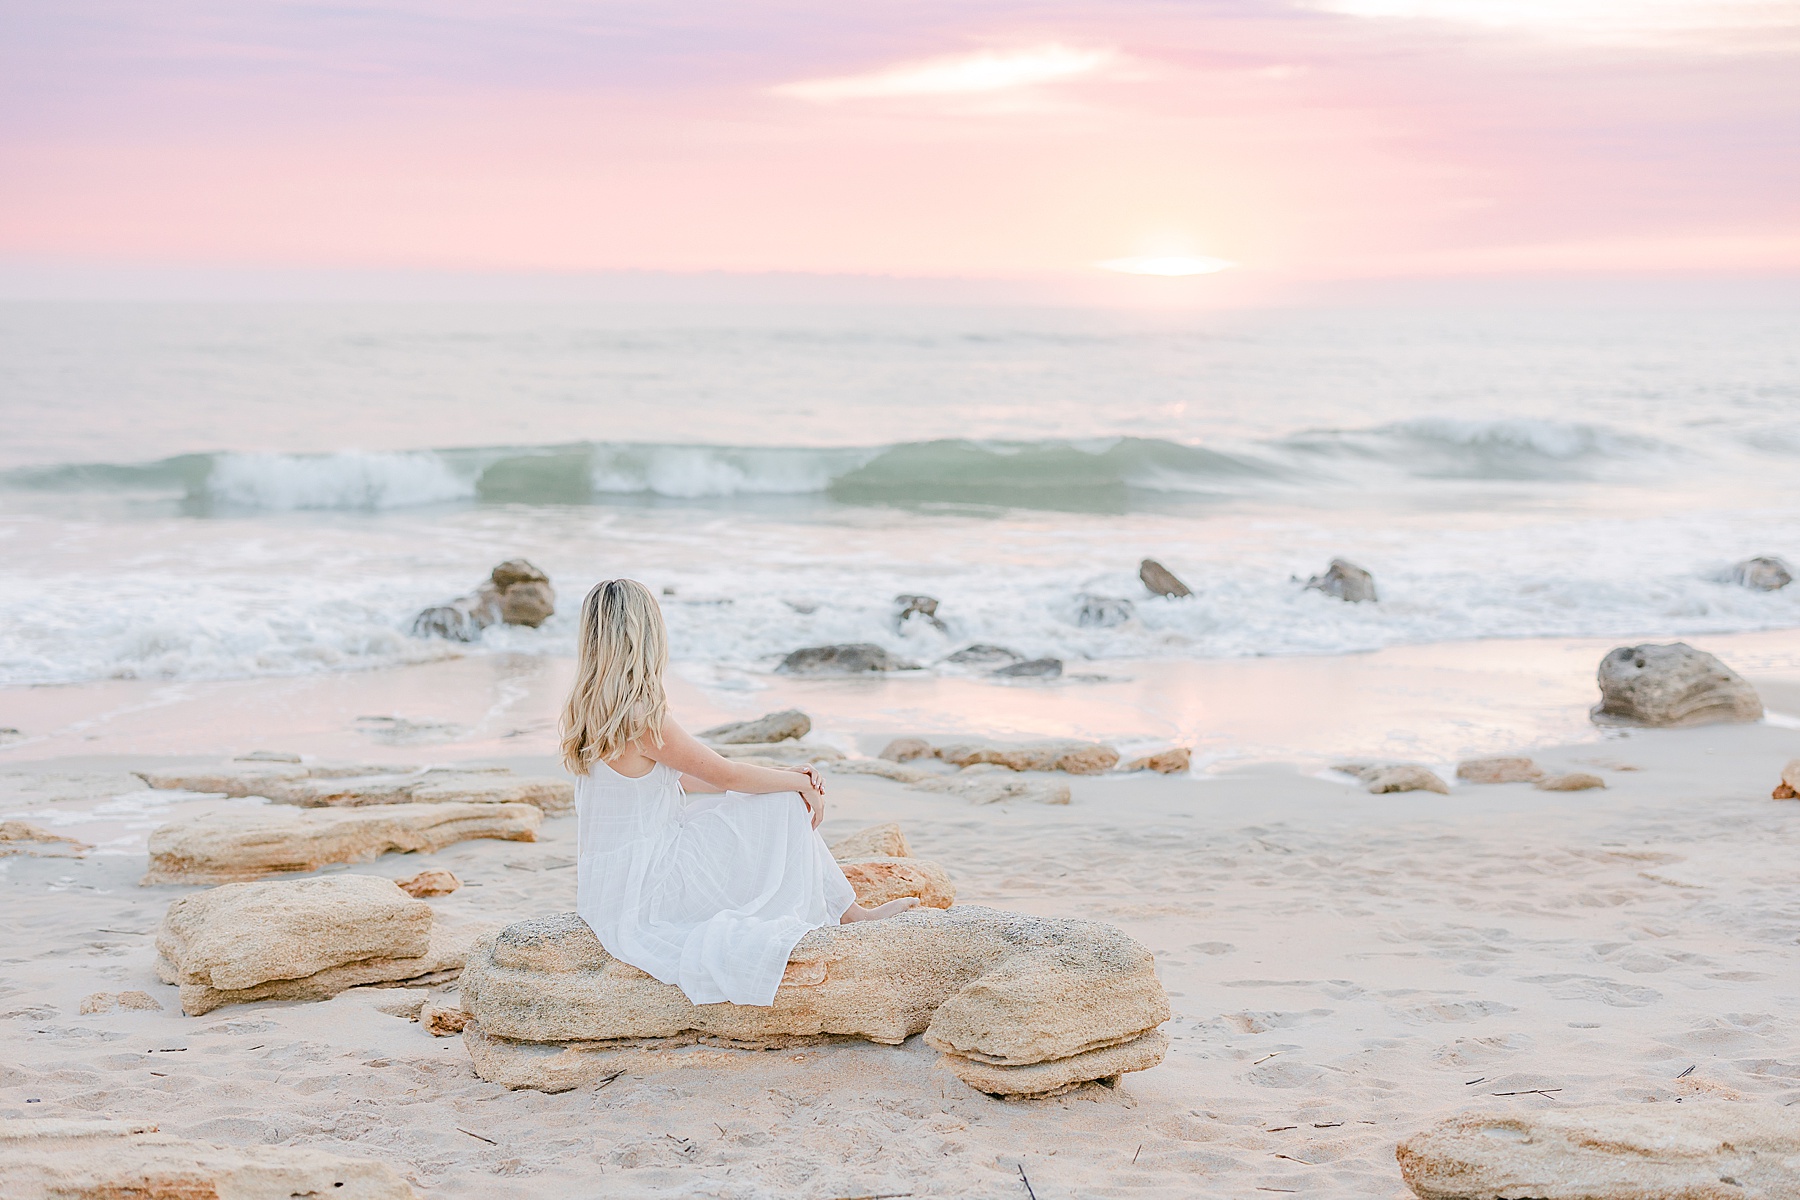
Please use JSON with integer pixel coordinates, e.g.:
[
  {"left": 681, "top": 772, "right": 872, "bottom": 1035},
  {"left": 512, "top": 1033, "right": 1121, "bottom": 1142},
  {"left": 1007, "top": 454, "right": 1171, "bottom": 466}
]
[
  {"left": 1304, "top": 558, "right": 1378, "bottom": 602},
  {"left": 142, "top": 802, "right": 540, "bottom": 884},
  {"left": 412, "top": 559, "right": 556, "bottom": 640},
  {"left": 935, "top": 740, "right": 1120, "bottom": 775},
  {"left": 155, "top": 874, "right": 481, "bottom": 1015},
  {"left": 0, "top": 1118, "right": 417, "bottom": 1200},
  {"left": 1139, "top": 558, "right": 1192, "bottom": 598},
  {"left": 778, "top": 643, "right": 916, "bottom": 675},
  {"left": 1731, "top": 555, "right": 1793, "bottom": 591},
  {"left": 458, "top": 905, "right": 1169, "bottom": 1098},
  {"left": 1592, "top": 642, "right": 1763, "bottom": 727},
  {"left": 699, "top": 709, "right": 812, "bottom": 744},
  {"left": 1395, "top": 1103, "right": 1800, "bottom": 1199}
]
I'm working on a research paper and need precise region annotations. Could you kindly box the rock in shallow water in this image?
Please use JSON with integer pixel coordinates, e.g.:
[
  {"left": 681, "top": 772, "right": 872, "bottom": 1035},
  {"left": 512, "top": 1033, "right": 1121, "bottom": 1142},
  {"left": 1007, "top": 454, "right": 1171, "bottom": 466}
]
[
  {"left": 1304, "top": 557, "right": 1378, "bottom": 602},
  {"left": 1592, "top": 642, "right": 1763, "bottom": 727},
  {"left": 1139, "top": 558, "right": 1192, "bottom": 598},
  {"left": 1395, "top": 1103, "right": 1800, "bottom": 1200},
  {"left": 1731, "top": 555, "right": 1793, "bottom": 591},
  {"left": 699, "top": 708, "right": 812, "bottom": 744},
  {"left": 457, "top": 905, "right": 1169, "bottom": 1098},
  {"left": 945, "top": 643, "right": 1023, "bottom": 666},
  {"left": 1075, "top": 595, "right": 1135, "bottom": 627},
  {"left": 778, "top": 643, "right": 916, "bottom": 675},
  {"left": 992, "top": 657, "right": 1062, "bottom": 679},
  {"left": 0, "top": 1118, "right": 418, "bottom": 1200},
  {"left": 412, "top": 558, "right": 556, "bottom": 640}
]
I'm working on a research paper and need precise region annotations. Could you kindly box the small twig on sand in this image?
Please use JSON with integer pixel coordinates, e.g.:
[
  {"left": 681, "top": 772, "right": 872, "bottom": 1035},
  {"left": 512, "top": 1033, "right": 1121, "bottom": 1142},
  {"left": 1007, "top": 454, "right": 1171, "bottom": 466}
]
[
  {"left": 830, "top": 1194, "right": 912, "bottom": 1200},
  {"left": 1274, "top": 1154, "right": 1313, "bottom": 1165},
  {"left": 1464, "top": 1077, "right": 1486, "bottom": 1086},
  {"left": 1312, "top": 1122, "right": 1343, "bottom": 1128},
  {"left": 595, "top": 1071, "right": 624, "bottom": 1089},
  {"left": 1492, "top": 1089, "right": 1562, "bottom": 1098},
  {"left": 457, "top": 1128, "right": 497, "bottom": 1145},
  {"left": 1676, "top": 1065, "right": 1695, "bottom": 1079},
  {"left": 1266, "top": 1126, "right": 1296, "bottom": 1132},
  {"left": 1253, "top": 1052, "right": 1281, "bottom": 1065},
  {"left": 1256, "top": 1189, "right": 1297, "bottom": 1194},
  {"left": 1132, "top": 1144, "right": 1141, "bottom": 1164},
  {"left": 1017, "top": 1164, "right": 1038, "bottom": 1200}
]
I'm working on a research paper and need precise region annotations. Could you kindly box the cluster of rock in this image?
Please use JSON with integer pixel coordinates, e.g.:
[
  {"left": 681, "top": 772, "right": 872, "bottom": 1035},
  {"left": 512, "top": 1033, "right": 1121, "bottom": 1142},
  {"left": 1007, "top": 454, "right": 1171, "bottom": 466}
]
[
  {"left": 1455, "top": 756, "right": 1605, "bottom": 792},
  {"left": 411, "top": 558, "right": 556, "bottom": 642},
  {"left": 156, "top": 874, "right": 489, "bottom": 1016},
  {"left": 139, "top": 755, "right": 573, "bottom": 814},
  {"left": 1730, "top": 555, "right": 1793, "bottom": 591},
  {"left": 457, "top": 901, "right": 1169, "bottom": 1099},
  {"left": 1395, "top": 1103, "right": 1800, "bottom": 1199},
  {"left": 0, "top": 1119, "right": 418, "bottom": 1200},
  {"left": 142, "top": 802, "right": 539, "bottom": 884}
]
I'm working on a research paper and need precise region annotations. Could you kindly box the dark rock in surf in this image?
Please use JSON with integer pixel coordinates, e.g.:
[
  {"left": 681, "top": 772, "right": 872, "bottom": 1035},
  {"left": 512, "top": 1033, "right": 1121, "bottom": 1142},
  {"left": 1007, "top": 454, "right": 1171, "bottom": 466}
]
[
  {"left": 778, "top": 644, "right": 916, "bottom": 675},
  {"left": 412, "top": 560, "right": 557, "bottom": 641},
  {"left": 700, "top": 710, "right": 812, "bottom": 745},
  {"left": 1731, "top": 556, "right": 1793, "bottom": 591},
  {"left": 893, "top": 594, "right": 948, "bottom": 634},
  {"left": 992, "top": 658, "right": 1062, "bottom": 679},
  {"left": 1139, "top": 559, "right": 1192, "bottom": 599},
  {"left": 1076, "top": 595, "right": 1135, "bottom": 628},
  {"left": 945, "top": 644, "right": 1022, "bottom": 666},
  {"left": 1592, "top": 642, "right": 1762, "bottom": 727},
  {"left": 1303, "top": 559, "right": 1378, "bottom": 603}
]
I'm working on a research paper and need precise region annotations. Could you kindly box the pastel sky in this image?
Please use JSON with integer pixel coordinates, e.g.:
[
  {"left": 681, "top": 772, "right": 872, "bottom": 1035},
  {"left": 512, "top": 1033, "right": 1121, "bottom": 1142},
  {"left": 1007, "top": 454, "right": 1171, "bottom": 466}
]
[{"left": 3, "top": 1, "right": 1797, "bottom": 282}]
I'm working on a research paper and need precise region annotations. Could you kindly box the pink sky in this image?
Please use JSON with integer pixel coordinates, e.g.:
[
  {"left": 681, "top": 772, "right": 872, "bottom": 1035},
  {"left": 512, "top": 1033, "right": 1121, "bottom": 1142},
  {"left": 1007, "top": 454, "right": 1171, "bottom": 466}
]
[{"left": 2, "top": 1, "right": 1797, "bottom": 285}]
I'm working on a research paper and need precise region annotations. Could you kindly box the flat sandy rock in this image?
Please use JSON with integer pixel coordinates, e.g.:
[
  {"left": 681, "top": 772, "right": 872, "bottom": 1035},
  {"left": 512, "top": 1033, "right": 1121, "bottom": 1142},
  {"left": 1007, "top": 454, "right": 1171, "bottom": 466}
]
[
  {"left": 459, "top": 905, "right": 1169, "bottom": 1098},
  {"left": 157, "top": 875, "right": 431, "bottom": 995},
  {"left": 143, "top": 801, "right": 540, "bottom": 884},
  {"left": 1124, "top": 747, "right": 1191, "bottom": 774},
  {"left": 0, "top": 821, "right": 89, "bottom": 857},
  {"left": 935, "top": 740, "right": 1119, "bottom": 775},
  {"left": 0, "top": 1118, "right": 417, "bottom": 1199},
  {"left": 878, "top": 737, "right": 934, "bottom": 762},
  {"left": 0, "top": 771, "right": 149, "bottom": 804},
  {"left": 1592, "top": 642, "right": 1763, "bottom": 727},
  {"left": 1336, "top": 763, "right": 1450, "bottom": 795},
  {"left": 137, "top": 762, "right": 405, "bottom": 796},
  {"left": 1396, "top": 1103, "right": 1800, "bottom": 1199},
  {"left": 832, "top": 758, "right": 934, "bottom": 783},
  {"left": 272, "top": 771, "right": 574, "bottom": 815},
  {"left": 1456, "top": 756, "right": 1543, "bottom": 784},
  {"left": 910, "top": 773, "right": 1072, "bottom": 805},
  {"left": 829, "top": 821, "right": 912, "bottom": 859},
  {"left": 1535, "top": 771, "right": 1606, "bottom": 792}
]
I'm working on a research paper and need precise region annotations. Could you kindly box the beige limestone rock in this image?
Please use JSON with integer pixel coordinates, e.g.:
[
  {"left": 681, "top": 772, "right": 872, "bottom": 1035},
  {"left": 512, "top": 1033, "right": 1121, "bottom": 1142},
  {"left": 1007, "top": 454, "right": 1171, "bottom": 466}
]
[
  {"left": 829, "top": 822, "right": 912, "bottom": 860},
  {"left": 142, "top": 802, "right": 539, "bottom": 884},
  {"left": 911, "top": 773, "right": 1072, "bottom": 806},
  {"left": 137, "top": 762, "right": 404, "bottom": 797},
  {"left": 158, "top": 875, "right": 431, "bottom": 995},
  {"left": 1336, "top": 763, "right": 1450, "bottom": 795},
  {"left": 1535, "top": 771, "right": 1606, "bottom": 791},
  {"left": 1456, "top": 756, "right": 1543, "bottom": 784},
  {"left": 458, "top": 905, "right": 1168, "bottom": 1098},
  {"left": 422, "top": 1000, "right": 470, "bottom": 1036},
  {"left": 260, "top": 770, "right": 574, "bottom": 815},
  {"left": 935, "top": 740, "right": 1120, "bottom": 775},
  {"left": 79, "top": 992, "right": 113, "bottom": 1014},
  {"left": 700, "top": 709, "right": 812, "bottom": 744},
  {"left": 879, "top": 737, "right": 934, "bottom": 762},
  {"left": 949, "top": 1028, "right": 1171, "bottom": 1098},
  {"left": 119, "top": 990, "right": 161, "bottom": 1011},
  {"left": 1395, "top": 1103, "right": 1800, "bottom": 1200},
  {"left": 0, "top": 820, "right": 89, "bottom": 857},
  {"left": 160, "top": 921, "right": 486, "bottom": 1016},
  {"left": 838, "top": 856, "right": 955, "bottom": 909},
  {"left": 832, "top": 758, "right": 934, "bottom": 783},
  {"left": 0, "top": 1118, "right": 418, "bottom": 1199},
  {"left": 1592, "top": 642, "right": 1763, "bottom": 727},
  {"left": 396, "top": 867, "right": 463, "bottom": 897},
  {"left": 1, "top": 771, "right": 149, "bottom": 805},
  {"left": 1123, "top": 748, "right": 1192, "bottom": 774}
]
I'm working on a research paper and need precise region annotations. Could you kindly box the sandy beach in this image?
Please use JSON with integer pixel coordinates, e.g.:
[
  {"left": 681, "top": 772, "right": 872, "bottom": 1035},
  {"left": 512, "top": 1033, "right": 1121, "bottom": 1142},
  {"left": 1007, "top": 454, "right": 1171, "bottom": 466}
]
[{"left": 4, "top": 639, "right": 1798, "bottom": 1197}]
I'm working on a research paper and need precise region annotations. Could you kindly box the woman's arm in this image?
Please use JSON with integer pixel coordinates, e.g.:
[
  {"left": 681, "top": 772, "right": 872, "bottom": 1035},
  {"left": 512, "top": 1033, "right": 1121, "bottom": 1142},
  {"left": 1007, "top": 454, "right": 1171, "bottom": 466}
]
[{"left": 645, "top": 720, "right": 825, "bottom": 823}]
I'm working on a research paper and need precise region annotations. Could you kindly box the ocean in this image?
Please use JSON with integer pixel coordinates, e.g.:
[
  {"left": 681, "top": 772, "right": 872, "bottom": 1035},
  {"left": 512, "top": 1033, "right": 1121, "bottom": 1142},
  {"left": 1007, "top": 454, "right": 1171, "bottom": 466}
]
[{"left": 4, "top": 290, "right": 1799, "bottom": 690}]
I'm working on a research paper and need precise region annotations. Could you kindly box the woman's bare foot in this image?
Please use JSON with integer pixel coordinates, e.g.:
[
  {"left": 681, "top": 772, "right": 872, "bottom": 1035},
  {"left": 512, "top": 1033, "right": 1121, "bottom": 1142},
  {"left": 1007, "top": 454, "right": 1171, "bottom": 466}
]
[{"left": 840, "top": 897, "right": 920, "bottom": 923}]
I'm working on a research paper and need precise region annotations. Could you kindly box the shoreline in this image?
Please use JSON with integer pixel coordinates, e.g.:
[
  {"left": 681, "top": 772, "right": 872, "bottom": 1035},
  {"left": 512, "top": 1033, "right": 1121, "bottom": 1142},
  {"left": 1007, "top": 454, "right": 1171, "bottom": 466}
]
[{"left": 8, "top": 627, "right": 1800, "bottom": 770}]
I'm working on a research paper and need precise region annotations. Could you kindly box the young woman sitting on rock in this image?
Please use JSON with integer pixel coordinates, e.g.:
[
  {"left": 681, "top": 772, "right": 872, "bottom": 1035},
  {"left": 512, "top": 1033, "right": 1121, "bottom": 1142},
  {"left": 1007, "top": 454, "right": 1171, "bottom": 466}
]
[{"left": 560, "top": 578, "right": 917, "bottom": 1007}]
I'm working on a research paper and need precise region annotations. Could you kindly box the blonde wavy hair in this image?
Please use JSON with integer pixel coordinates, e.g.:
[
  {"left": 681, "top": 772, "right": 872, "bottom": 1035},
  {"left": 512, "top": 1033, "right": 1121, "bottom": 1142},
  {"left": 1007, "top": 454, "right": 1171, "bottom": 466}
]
[{"left": 560, "top": 578, "right": 669, "bottom": 774}]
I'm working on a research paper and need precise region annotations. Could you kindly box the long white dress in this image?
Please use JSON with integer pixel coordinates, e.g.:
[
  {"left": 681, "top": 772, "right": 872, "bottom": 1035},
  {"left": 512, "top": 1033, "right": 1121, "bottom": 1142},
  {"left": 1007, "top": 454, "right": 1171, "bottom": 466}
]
[{"left": 574, "top": 759, "right": 856, "bottom": 1007}]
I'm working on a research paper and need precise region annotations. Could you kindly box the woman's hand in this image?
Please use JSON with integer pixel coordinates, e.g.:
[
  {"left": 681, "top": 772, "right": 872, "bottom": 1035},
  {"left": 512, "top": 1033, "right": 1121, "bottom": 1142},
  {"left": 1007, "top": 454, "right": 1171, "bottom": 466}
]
[
  {"left": 797, "top": 780, "right": 824, "bottom": 830},
  {"left": 791, "top": 763, "right": 825, "bottom": 797}
]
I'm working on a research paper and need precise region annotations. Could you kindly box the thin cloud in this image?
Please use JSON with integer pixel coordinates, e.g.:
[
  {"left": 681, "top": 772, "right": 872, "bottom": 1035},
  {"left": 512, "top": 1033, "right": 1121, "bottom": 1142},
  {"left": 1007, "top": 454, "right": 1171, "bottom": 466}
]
[
  {"left": 1310, "top": 0, "right": 1800, "bottom": 44},
  {"left": 772, "top": 44, "right": 1114, "bottom": 102}
]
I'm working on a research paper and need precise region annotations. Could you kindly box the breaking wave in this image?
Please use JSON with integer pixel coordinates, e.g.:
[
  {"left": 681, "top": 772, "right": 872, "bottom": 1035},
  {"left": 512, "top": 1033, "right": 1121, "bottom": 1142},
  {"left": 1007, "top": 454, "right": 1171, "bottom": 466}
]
[{"left": 0, "top": 418, "right": 1685, "bottom": 513}]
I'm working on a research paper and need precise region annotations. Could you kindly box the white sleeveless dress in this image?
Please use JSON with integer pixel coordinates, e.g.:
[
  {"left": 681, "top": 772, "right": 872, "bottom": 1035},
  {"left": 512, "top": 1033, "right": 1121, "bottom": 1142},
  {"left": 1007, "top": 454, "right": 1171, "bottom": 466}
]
[{"left": 574, "top": 760, "right": 856, "bottom": 1006}]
